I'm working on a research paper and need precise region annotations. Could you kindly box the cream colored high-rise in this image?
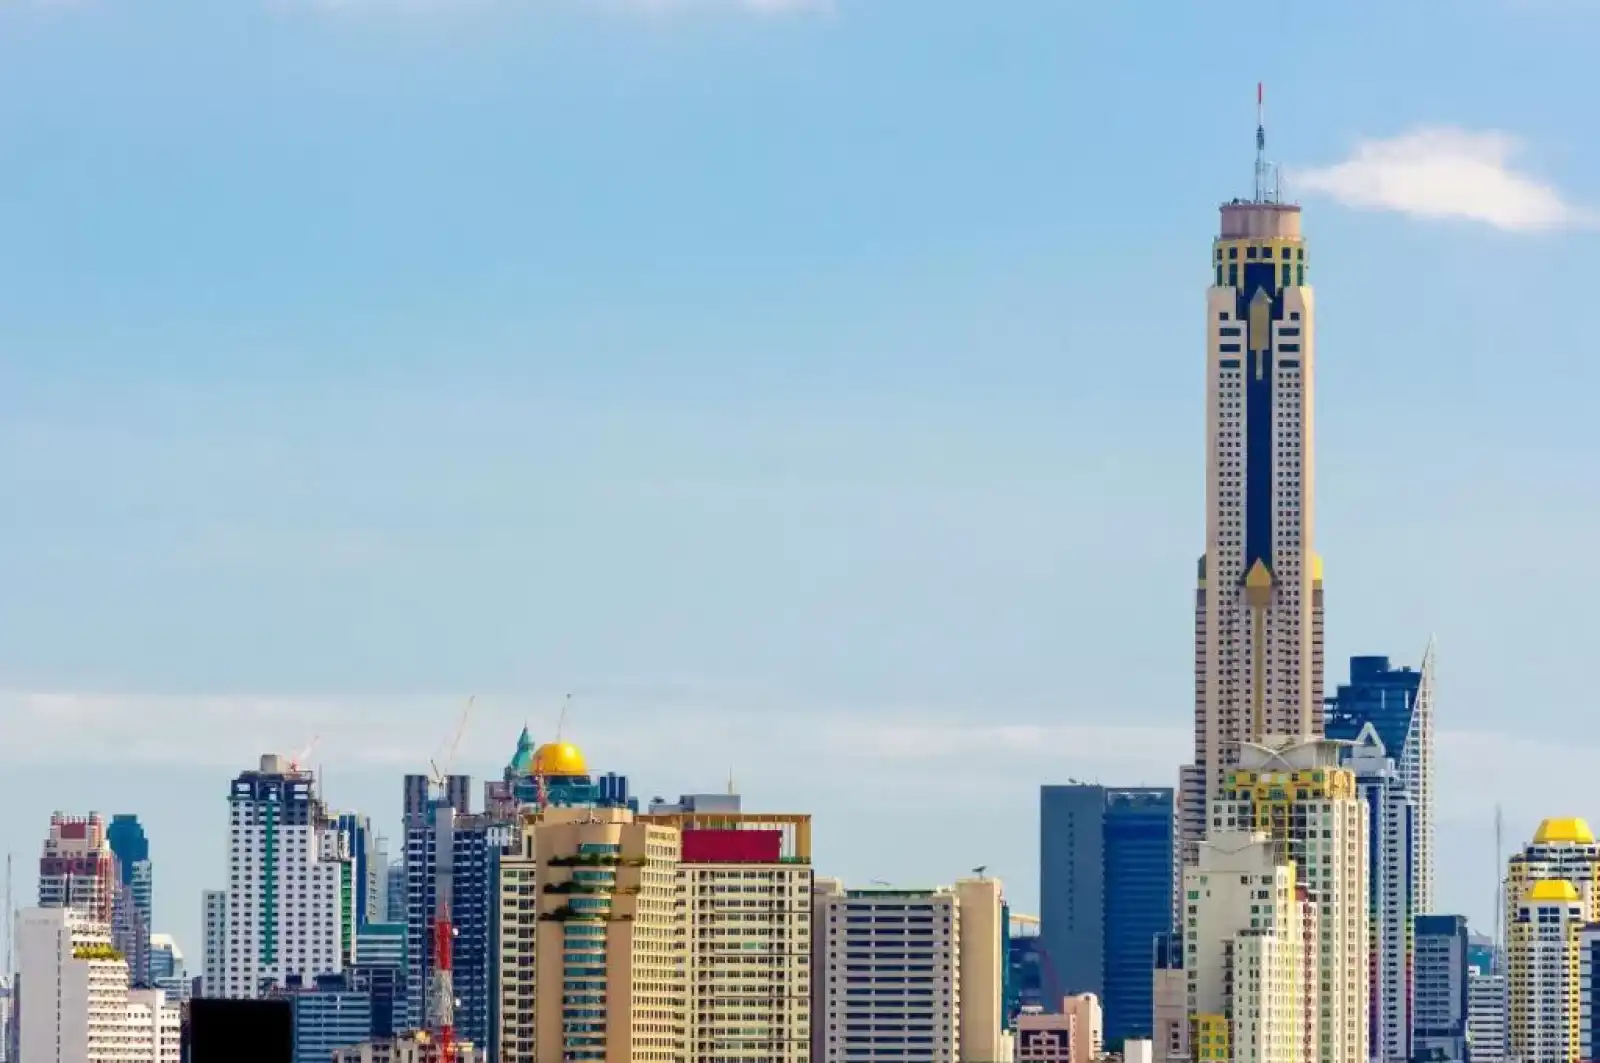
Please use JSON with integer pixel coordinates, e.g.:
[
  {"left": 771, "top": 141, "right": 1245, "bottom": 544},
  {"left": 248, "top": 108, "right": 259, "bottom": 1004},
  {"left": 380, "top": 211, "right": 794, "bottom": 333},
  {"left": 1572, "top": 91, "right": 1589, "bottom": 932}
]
[
  {"left": 1212, "top": 737, "right": 1366, "bottom": 1063},
  {"left": 812, "top": 877, "right": 1009, "bottom": 1063},
  {"left": 639, "top": 805, "right": 813, "bottom": 1062},
  {"left": 1184, "top": 831, "right": 1316, "bottom": 1063},
  {"left": 1507, "top": 879, "right": 1584, "bottom": 1063},
  {"left": 1504, "top": 818, "right": 1600, "bottom": 1063},
  {"left": 1179, "top": 177, "right": 1324, "bottom": 873},
  {"left": 496, "top": 805, "right": 683, "bottom": 1063}
]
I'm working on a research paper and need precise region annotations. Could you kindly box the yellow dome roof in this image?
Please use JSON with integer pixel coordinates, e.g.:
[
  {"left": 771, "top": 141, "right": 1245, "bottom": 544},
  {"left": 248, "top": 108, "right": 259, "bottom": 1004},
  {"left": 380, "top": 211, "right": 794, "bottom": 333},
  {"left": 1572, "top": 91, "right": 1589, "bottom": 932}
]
[
  {"left": 531, "top": 741, "right": 588, "bottom": 777},
  {"left": 1533, "top": 817, "right": 1596, "bottom": 845},
  {"left": 1525, "top": 879, "right": 1580, "bottom": 903}
]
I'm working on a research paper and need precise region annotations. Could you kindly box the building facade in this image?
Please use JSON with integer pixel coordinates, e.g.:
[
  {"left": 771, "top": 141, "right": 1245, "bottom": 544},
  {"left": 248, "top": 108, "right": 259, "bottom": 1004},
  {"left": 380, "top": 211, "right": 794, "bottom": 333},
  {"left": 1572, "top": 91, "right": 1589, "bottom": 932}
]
[
  {"left": 17, "top": 906, "right": 181, "bottom": 1063},
  {"left": 1184, "top": 831, "right": 1316, "bottom": 1063},
  {"left": 813, "top": 878, "right": 1008, "bottom": 1063},
  {"left": 278, "top": 972, "right": 377, "bottom": 1063},
  {"left": 1507, "top": 879, "right": 1584, "bottom": 1063},
  {"left": 1413, "top": 915, "right": 1468, "bottom": 1062},
  {"left": 107, "top": 814, "right": 154, "bottom": 986},
  {"left": 1039, "top": 785, "right": 1173, "bottom": 1045},
  {"left": 1465, "top": 965, "right": 1505, "bottom": 1063},
  {"left": 1178, "top": 148, "right": 1324, "bottom": 875},
  {"left": 1212, "top": 737, "right": 1368, "bottom": 1063},
  {"left": 221, "top": 754, "right": 351, "bottom": 998},
  {"left": 39, "top": 813, "right": 117, "bottom": 925},
  {"left": 1345, "top": 723, "right": 1415, "bottom": 1062},
  {"left": 1325, "top": 651, "right": 1436, "bottom": 916}
]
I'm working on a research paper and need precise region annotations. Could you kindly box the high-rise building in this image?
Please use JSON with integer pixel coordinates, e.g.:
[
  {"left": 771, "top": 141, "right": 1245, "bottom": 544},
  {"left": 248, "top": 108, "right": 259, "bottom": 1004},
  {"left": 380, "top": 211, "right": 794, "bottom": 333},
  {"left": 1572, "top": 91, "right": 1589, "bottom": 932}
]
[
  {"left": 275, "top": 972, "right": 376, "bottom": 1063},
  {"left": 1577, "top": 925, "right": 1600, "bottom": 1063},
  {"left": 813, "top": 877, "right": 1009, "bottom": 1063},
  {"left": 640, "top": 794, "right": 813, "bottom": 1063},
  {"left": 17, "top": 905, "right": 181, "bottom": 1063},
  {"left": 38, "top": 813, "right": 116, "bottom": 924},
  {"left": 148, "top": 934, "right": 190, "bottom": 1003},
  {"left": 1150, "top": 933, "right": 1187, "bottom": 1063},
  {"left": 498, "top": 803, "right": 684, "bottom": 1062},
  {"left": 1345, "top": 724, "right": 1416, "bottom": 1062},
  {"left": 1507, "top": 879, "right": 1585, "bottom": 1063},
  {"left": 385, "top": 862, "right": 406, "bottom": 925},
  {"left": 201, "top": 890, "right": 226, "bottom": 998},
  {"left": 1039, "top": 785, "right": 1172, "bottom": 1044},
  {"left": 108, "top": 814, "right": 154, "bottom": 986},
  {"left": 1413, "top": 915, "right": 1468, "bottom": 1063},
  {"left": 1007, "top": 927, "right": 1046, "bottom": 1024},
  {"left": 221, "top": 753, "right": 351, "bottom": 998},
  {"left": 1017, "top": 994, "right": 1102, "bottom": 1063},
  {"left": 1178, "top": 105, "right": 1324, "bottom": 875},
  {"left": 1213, "top": 736, "right": 1368, "bottom": 1063},
  {"left": 337, "top": 813, "right": 384, "bottom": 957},
  {"left": 1466, "top": 964, "right": 1506, "bottom": 1063},
  {"left": 1326, "top": 650, "right": 1436, "bottom": 915},
  {"left": 1184, "top": 830, "right": 1317, "bottom": 1063},
  {"left": 1504, "top": 817, "right": 1600, "bottom": 926}
]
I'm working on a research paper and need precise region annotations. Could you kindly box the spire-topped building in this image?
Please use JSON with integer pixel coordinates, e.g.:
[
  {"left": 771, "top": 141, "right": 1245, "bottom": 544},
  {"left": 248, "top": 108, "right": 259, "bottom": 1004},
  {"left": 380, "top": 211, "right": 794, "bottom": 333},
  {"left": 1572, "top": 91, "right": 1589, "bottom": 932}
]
[{"left": 1179, "top": 86, "right": 1323, "bottom": 870}]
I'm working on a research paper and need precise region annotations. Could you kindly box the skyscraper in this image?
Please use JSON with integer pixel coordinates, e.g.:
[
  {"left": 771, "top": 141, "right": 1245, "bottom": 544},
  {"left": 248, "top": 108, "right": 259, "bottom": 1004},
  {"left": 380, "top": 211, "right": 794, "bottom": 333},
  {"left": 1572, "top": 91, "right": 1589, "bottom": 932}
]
[
  {"left": 1507, "top": 880, "right": 1584, "bottom": 1062},
  {"left": 1413, "top": 914, "right": 1468, "bottom": 1063},
  {"left": 107, "top": 815, "right": 154, "bottom": 986},
  {"left": 1345, "top": 724, "right": 1416, "bottom": 1062},
  {"left": 1213, "top": 736, "right": 1368, "bottom": 1063},
  {"left": 221, "top": 753, "right": 351, "bottom": 999},
  {"left": 38, "top": 813, "right": 116, "bottom": 924},
  {"left": 1039, "top": 785, "right": 1173, "bottom": 1044},
  {"left": 1179, "top": 91, "right": 1323, "bottom": 873},
  {"left": 1326, "top": 649, "right": 1436, "bottom": 914}
]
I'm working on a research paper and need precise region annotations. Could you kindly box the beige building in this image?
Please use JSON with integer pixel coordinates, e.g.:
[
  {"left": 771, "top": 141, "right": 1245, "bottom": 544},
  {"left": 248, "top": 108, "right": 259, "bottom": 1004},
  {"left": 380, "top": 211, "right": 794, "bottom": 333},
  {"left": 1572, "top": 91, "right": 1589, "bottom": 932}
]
[
  {"left": 1504, "top": 818, "right": 1600, "bottom": 1063},
  {"left": 812, "top": 876, "right": 1009, "bottom": 1063},
  {"left": 331, "top": 1031, "right": 481, "bottom": 1062},
  {"left": 1184, "top": 831, "right": 1317, "bottom": 1063},
  {"left": 1212, "top": 737, "right": 1365, "bottom": 1063},
  {"left": 496, "top": 767, "right": 814, "bottom": 1063},
  {"left": 1016, "top": 994, "right": 1100, "bottom": 1063},
  {"left": 640, "top": 799, "right": 812, "bottom": 1062}
]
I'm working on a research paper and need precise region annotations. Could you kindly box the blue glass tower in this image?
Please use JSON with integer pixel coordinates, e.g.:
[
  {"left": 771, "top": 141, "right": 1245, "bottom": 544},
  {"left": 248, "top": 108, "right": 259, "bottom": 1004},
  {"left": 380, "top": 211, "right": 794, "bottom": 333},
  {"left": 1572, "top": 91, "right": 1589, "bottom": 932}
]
[
  {"left": 1414, "top": 915, "right": 1469, "bottom": 1062},
  {"left": 1039, "top": 785, "right": 1173, "bottom": 1045},
  {"left": 107, "top": 814, "right": 152, "bottom": 985}
]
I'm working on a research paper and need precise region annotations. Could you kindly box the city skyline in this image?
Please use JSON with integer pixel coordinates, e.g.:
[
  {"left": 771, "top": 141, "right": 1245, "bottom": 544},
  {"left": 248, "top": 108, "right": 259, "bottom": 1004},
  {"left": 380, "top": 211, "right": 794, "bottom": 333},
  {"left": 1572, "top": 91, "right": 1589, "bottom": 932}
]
[{"left": 5, "top": 0, "right": 1600, "bottom": 967}]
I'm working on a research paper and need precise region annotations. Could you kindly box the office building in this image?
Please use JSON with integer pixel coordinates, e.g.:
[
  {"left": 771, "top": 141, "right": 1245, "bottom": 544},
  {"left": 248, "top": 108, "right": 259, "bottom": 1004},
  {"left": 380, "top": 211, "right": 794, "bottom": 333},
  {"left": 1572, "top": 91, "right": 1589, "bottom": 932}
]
[
  {"left": 1466, "top": 932, "right": 1498, "bottom": 977},
  {"left": 1178, "top": 102, "right": 1324, "bottom": 875},
  {"left": 39, "top": 813, "right": 117, "bottom": 924},
  {"left": 17, "top": 905, "right": 181, "bottom": 1063},
  {"left": 385, "top": 862, "right": 406, "bottom": 926},
  {"left": 1507, "top": 879, "right": 1584, "bottom": 1062},
  {"left": 1038, "top": 785, "right": 1172, "bottom": 1044},
  {"left": 276, "top": 972, "right": 375, "bottom": 1063},
  {"left": 149, "top": 933, "right": 190, "bottom": 1003},
  {"left": 108, "top": 814, "right": 154, "bottom": 985},
  {"left": 1016, "top": 994, "right": 1101, "bottom": 1063},
  {"left": 1212, "top": 736, "right": 1367, "bottom": 1063},
  {"left": 1414, "top": 915, "right": 1468, "bottom": 1062},
  {"left": 1578, "top": 925, "right": 1600, "bottom": 1063},
  {"left": 1345, "top": 724, "right": 1415, "bottom": 1062},
  {"left": 221, "top": 754, "right": 352, "bottom": 998},
  {"left": 640, "top": 794, "right": 813, "bottom": 1062},
  {"left": 201, "top": 890, "right": 226, "bottom": 998},
  {"left": 338, "top": 813, "right": 384, "bottom": 961},
  {"left": 498, "top": 801, "right": 683, "bottom": 1061},
  {"left": 813, "top": 876, "right": 1009, "bottom": 1063},
  {"left": 1326, "top": 650, "right": 1436, "bottom": 915},
  {"left": 1466, "top": 966, "right": 1505, "bottom": 1063},
  {"left": 1150, "top": 933, "right": 1187, "bottom": 1063},
  {"left": 1184, "top": 831, "right": 1317, "bottom": 1063},
  {"left": 1007, "top": 925, "right": 1046, "bottom": 1024}
]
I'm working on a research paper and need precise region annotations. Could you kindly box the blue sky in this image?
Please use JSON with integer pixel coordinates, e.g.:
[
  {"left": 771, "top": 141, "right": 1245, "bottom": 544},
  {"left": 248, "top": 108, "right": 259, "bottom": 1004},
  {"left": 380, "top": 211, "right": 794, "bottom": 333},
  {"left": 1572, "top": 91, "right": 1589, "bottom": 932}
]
[{"left": 1, "top": 0, "right": 1596, "bottom": 959}]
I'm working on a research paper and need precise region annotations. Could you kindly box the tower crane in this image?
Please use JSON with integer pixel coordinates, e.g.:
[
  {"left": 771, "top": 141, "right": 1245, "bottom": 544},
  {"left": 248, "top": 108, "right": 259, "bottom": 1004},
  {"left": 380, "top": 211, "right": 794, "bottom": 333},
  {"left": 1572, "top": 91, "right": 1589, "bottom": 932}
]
[
  {"left": 287, "top": 735, "right": 320, "bottom": 774},
  {"left": 426, "top": 696, "right": 474, "bottom": 1063}
]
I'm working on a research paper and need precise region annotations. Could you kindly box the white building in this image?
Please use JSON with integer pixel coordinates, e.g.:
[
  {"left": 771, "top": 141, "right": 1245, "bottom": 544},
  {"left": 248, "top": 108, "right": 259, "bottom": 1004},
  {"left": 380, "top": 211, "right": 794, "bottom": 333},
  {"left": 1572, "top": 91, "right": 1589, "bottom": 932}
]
[
  {"left": 1184, "top": 831, "right": 1315, "bottom": 1063},
  {"left": 17, "top": 906, "right": 180, "bottom": 1063},
  {"left": 1465, "top": 966, "right": 1505, "bottom": 1063},
  {"left": 812, "top": 877, "right": 1009, "bottom": 1063},
  {"left": 1345, "top": 724, "right": 1415, "bottom": 1063},
  {"left": 1179, "top": 142, "right": 1324, "bottom": 876},
  {"left": 1211, "top": 737, "right": 1367, "bottom": 1063},
  {"left": 220, "top": 754, "right": 350, "bottom": 998},
  {"left": 200, "top": 891, "right": 225, "bottom": 998},
  {"left": 1507, "top": 879, "right": 1584, "bottom": 1063}
]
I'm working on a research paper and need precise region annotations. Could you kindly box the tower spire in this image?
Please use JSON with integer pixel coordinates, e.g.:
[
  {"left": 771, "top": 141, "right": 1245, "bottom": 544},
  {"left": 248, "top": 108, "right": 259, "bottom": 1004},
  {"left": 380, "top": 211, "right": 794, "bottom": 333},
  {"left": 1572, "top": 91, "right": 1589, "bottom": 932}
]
[{"left": 1254, "top": 81, "right": 1269, "bottom": 203}]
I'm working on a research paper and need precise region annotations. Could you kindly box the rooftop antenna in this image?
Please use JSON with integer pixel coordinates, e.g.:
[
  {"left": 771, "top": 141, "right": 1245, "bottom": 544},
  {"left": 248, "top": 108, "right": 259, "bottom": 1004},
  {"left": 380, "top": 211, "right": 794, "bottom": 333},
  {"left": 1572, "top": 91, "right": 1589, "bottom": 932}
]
[
  {"left": 727, "top": 767, "right": 736, "bottom": 796},
  {"left": 1254, "top": 81, "right": 1270, "bottom": 203},
  {"left": 1494, "top": 803, "right": 1505, "bottom": 971},
  {"left": 555, "top": 693, "right": 572, "bottom": 743},
  {"left": 5, "top": 852, "right": 12, "bottom": 980}
]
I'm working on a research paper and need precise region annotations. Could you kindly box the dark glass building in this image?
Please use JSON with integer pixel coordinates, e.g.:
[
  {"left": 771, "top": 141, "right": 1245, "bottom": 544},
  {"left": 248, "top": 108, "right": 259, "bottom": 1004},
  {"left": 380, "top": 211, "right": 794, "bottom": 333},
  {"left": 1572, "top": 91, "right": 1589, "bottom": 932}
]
[
  {"left": 1006, "top": 933, "right": 1045, "bottom": 1025},
  {"left": 107, "top": 814, "right": 152, "bottom": 985},
  {"left": 1325, "top": 655, "right": 1423, "bottom": 760},
  {"left": 1414, "top": 915, "right": 1469, "bottom": 1062},
  {"left": 1039, "top": 785, "right": 1173, "bottom": 1045}
]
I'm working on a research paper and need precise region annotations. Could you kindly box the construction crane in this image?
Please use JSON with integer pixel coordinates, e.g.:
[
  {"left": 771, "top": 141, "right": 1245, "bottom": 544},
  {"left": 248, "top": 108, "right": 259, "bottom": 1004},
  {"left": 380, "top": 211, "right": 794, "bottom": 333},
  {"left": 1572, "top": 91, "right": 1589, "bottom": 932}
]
[
  {"left": 426, "top": 696, "right": 474, "bottom": 1063},
  {"left": 287, "top": 735, "right": 320, "bottom": 774}
]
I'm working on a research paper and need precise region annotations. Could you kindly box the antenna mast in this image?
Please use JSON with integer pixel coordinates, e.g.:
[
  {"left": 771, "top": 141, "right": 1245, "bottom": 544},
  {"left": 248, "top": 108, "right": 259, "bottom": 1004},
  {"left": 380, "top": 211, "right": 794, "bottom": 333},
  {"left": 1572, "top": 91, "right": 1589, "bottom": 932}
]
[
  {"left": 5, "top": 852, "right": 12, "bottom": 979},
  {"left": 1254, "top": 82, "right": 1271, "bottom": 203},
  {"left": 1494, "top": 804, "right": 1505, "bottom": 971}
]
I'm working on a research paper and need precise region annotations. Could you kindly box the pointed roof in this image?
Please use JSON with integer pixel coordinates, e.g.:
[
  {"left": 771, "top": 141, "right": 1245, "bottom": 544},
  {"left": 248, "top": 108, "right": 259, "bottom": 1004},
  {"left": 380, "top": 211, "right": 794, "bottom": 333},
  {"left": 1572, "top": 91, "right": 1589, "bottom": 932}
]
[{"left": 508, "top": 726, "right": 536, "bottom": 775}]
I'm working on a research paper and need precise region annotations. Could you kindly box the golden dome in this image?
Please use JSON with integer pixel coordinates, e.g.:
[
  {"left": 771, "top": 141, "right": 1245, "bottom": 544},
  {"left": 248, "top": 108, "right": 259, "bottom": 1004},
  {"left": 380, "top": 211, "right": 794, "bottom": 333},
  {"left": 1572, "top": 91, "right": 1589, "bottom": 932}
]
[
  {"left": 531, "top": 741, "right": 588, "bottom": 777},
  {"left": 1525, "top": 879, "right": 1580, "bottom": 903},
  {"left": 1533, "top": 817, "right": 1596, "bottom": 845}
]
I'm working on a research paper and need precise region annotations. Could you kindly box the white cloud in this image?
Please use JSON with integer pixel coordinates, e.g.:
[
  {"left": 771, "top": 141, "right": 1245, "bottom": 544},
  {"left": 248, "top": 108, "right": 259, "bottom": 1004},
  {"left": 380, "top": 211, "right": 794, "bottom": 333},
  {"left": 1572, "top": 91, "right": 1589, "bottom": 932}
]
[{"left": 1291, "top": 128, "right": 1591, "bottom": 233}]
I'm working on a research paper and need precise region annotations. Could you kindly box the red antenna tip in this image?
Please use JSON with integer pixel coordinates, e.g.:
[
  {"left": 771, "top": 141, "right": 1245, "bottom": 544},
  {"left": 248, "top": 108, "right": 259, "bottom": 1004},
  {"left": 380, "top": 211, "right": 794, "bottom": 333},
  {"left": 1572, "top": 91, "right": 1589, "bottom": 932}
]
[{"left": 1257, "top": 82, "right": 1264, "bottom": 105}]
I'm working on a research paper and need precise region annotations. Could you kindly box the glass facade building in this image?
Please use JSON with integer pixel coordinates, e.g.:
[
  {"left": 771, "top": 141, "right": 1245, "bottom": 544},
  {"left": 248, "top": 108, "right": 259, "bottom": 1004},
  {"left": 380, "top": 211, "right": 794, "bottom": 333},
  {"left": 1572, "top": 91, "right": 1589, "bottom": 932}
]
[
  {"left": 1414, "top": 914, "right": 1469, "bottom": 1063},
  {"left": 1039, "top": 785, "right": 1173, "bottom": 1045}
]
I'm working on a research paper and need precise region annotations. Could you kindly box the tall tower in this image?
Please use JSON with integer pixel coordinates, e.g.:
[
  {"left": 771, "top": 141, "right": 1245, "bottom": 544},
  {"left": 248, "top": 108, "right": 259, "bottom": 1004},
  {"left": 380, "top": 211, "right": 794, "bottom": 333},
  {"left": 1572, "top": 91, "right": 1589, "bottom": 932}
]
[{"left": 1180, "top": 85, "right": 1323, "bottom": 871}]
